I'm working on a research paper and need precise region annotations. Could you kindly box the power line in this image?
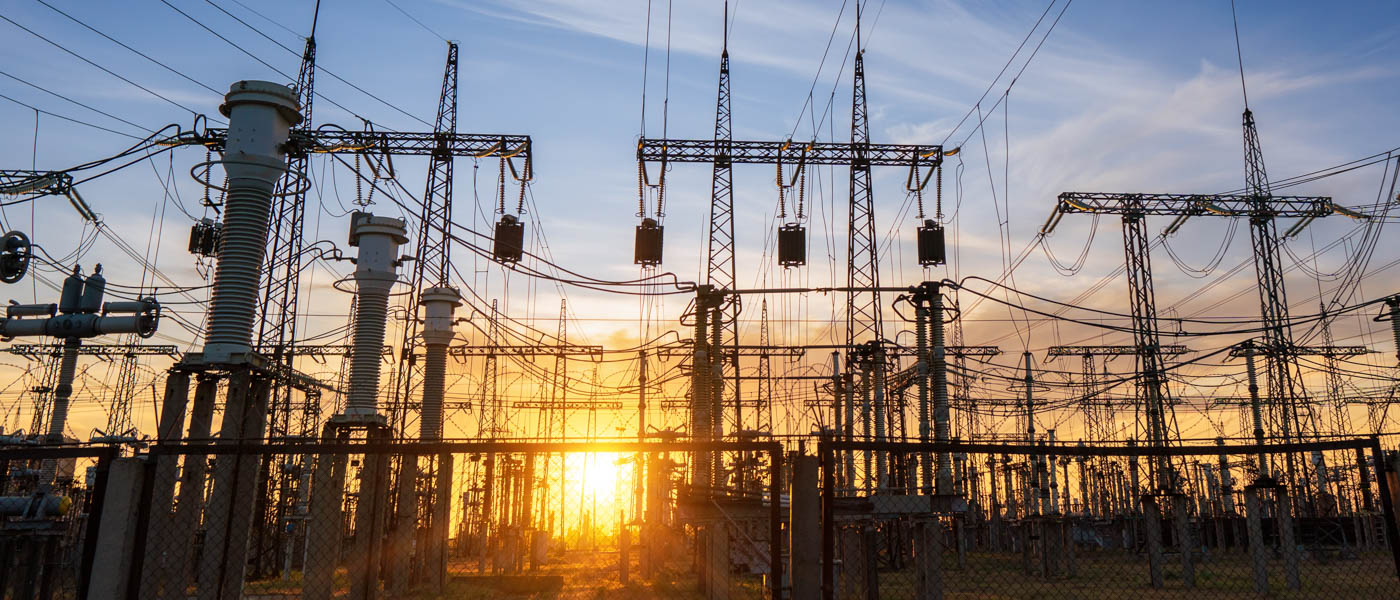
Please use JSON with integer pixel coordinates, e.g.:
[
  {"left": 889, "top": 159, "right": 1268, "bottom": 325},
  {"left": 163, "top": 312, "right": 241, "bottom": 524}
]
[
  {"left": 0, "top": 92, "right": 143, "bottom": 140},
  {"left": 939, "top": 0, "right": 1058, "bottom": 147},
  {"left": 0, "top": 13, "right": 220, "bottom": 123},
  {"left": 203, "top": 0, "right": 433, "bottom": 128},
  {"left": 225, "top": 0, "right": 304, "bottom": 39},
  {"left": 383, "top": 0, "right": 448, "bottom": 42},
  {"left": 0, "top": 69, "right": 152, "bottom": 134},
  {"left": 35, "top": 0, "right": 224, "bottom": 96}
]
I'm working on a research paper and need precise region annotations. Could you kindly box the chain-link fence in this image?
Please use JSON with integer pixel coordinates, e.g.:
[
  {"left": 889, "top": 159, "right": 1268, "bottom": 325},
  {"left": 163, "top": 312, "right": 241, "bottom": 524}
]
[
  {"left": 122, "top": 439, "right": 782, "bottom": 599},
  {"left": 817, "top": 437, "right": 1400, "bottom": 599},
  {"left": 0, "top": 445, "right": 116, "bottom": 600}
]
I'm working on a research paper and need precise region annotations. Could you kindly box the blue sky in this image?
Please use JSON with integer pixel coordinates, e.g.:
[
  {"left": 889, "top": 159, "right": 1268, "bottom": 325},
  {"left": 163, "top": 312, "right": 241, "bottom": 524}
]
[{"left": 1, "top": 0, "right": 1397, "bottom": 441}]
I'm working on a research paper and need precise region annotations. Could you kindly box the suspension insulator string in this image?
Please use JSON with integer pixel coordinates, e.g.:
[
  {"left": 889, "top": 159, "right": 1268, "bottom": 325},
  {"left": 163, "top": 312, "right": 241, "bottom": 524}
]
[
  {"left": 354, "top": 153, "right": 363, "bottom": 206},
  {"left": 636, "top": 160, "right": 646, "bottom": 217},
  {"left": 655, "top": 163, "right": 666, "bottom": 217},
  {"left": 913, "top": 163, "right": 926, "bottom": 220},
  {"left": 497, "top": 155, "right": 507, "bottom": 215},
  {"left": 936, "top": 164, "right": 943, "bottom": 221},
  {"left": 797, "top": 167, "right": 807, "bottom": 220},
  {"left": 202, "top": 149, "right": 213, "bottom": 208},
  {"left": 776, "top": 160, "right": 787, "bottom": 220}
]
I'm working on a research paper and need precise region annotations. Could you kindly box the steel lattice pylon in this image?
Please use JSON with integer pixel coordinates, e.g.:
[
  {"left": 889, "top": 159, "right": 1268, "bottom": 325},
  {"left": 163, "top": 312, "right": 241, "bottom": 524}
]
[
  {"left": 389, "top": 41, "right": 459, "bottom": 436},
  {"left": 251, "top": 32, "right": 317, "bottom": 580},
  {"left": 845, "top": 38, "right": 882, "bottom": 353},
  {"left": 1121, "top": 203, "right": 1179, "bottom": 486},
  {"left": 1240, "top": 109, "right": 1317, "bottom": 445},
  {"left": 705, "top": 25, "right": 740, "bottom": 441}
]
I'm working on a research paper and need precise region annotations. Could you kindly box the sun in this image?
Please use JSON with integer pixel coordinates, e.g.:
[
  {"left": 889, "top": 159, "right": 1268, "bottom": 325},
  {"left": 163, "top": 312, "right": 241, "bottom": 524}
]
[{"left": 578, "top": 452, "right": 624, "bottom": 498}]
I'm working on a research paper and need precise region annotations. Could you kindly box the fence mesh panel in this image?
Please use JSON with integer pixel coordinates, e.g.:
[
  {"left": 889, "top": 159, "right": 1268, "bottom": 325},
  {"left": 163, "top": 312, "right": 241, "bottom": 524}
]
[
  {"left": 820, "top": 438, "right": 1400, "bottom": 599},
  {"left": 128, "top": 441, "right": 779, "bottom": 599}
]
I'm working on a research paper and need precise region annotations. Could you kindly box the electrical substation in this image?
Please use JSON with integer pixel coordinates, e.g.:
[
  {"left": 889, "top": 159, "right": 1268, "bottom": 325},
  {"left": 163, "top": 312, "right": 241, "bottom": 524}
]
[{"left": 0, "top": 1, "right": 1399, "bottom": 599}]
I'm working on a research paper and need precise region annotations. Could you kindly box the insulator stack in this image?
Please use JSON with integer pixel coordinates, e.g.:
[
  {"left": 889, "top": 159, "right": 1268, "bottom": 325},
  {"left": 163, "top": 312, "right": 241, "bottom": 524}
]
[
  {"left": 203, "top": 81, "right": 302, "bottom": 362},
  {"left": 419, "top": 286, "right": 461, "bottom": 440},
  {"left": 341, "top": 212, "right": 408, "bottom": 422}
]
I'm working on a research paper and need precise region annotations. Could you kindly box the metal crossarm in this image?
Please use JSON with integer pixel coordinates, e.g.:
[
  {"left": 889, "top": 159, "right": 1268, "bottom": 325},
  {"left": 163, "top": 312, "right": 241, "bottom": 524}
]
[
  {"left": 5, "top": 343, "right": 180, "bottom": 359},
  {"left": 1048, "top": 345, "right": 1189, "bottom": 357},
  {"left": 176, "top": 129, "right": 532, "bottom": 161},
  {"left": 448, "top": 344, "right": 603, "bottom": 359},
  {"left": 1049, "top": 192, "right": 1340, "bottom": 220},
  {"left": 637, "top": 139, "right": 942, "bottom": 167}
]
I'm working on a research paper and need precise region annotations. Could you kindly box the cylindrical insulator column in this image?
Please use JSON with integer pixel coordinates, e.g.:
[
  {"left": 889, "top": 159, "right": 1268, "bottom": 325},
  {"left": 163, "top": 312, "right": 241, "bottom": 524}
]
[
  {"left": 38, "top": 337, "right": 81, "bottom": 486},
  {"left": 204, "top": 81, "right": 301, "bottom": 362},
  {"left": 341, "top": 212, "right": 407, "bottom": 421},
  {"left": 932, "top": 284, "right": 952, "bottom": 495},
  {"left": 690, "top": 286, "right": 711, "bottom": 492},
  {"left": 1387, "top": 297, "right": 1400, "bottom": 362},
  {"left": 44, "top": 338, "right": 81, "bottom": 442},
  {"left": 418, "top": 287, "right": 461, "bottom": 440},
  {"left": 914, "top": 291, "right": 930, "bottom": 493},
  {"left": 1243, "top": 342, "right": 1268, "bottom": 479}
]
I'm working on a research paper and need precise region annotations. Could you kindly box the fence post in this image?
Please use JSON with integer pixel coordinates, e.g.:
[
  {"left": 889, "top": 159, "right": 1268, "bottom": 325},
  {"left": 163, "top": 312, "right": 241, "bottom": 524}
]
[
  {"left": 770, "top": 449, "right": 785, "bottom": 600},
  {"left": 1174, "top": 494, "right": 1195, "bottom": 588},
  {"left": 1142, "top": 494, "right": 1164, "bottom": 589},
  {"left": 1276, "top": 486, "right": 1300, "bottom": 590},
  {"left": 1244, "top": 486, "right": 1269, "bottom": 593},
  {"left": 79, "top": 448, "right": 115, "bottom": 600},
  {"left": 821, "top": 439, "right": 835, "bottom": 600},
  {"left": 792, "top": 454, "right": 820, "bottom": 599},
  {"left": 1368, "top": 439, "right": 1400, "bottom": 579},
  {"left": 1019, "top": 522, "right": 1031, "bottom": 575},
  {"left": 914, "top": 517, "right": 943, "bottom": 600},
  {"left": 709, "top": 522, "right": 730, "bottom": 600},
  {"left": 124, "top": 457, "right": 158, "bottom": 600},
  {"left": 304, "top": 425, "right": 349, "bottom": 600},
  {"left": 87, "top": 457, "right": 148, "bottom": 599},
  {"left": 431, "top": 452, "right": 453, "bottom": 591},
  {"left": 1062, "top": 519, "right": 1076, "bottom": 578},
  {"left": 619, "top": 527, "right": 630, "bottom": 585},
  {"left": 862, "top": 527, "right": 879, "bottom": 600}
]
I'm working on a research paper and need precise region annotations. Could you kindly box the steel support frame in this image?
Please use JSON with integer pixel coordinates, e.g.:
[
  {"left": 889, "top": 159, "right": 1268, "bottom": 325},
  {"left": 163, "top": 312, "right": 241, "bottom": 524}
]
[{"left": 1121, "top": 207, "right": 1177, "bottom": 489}]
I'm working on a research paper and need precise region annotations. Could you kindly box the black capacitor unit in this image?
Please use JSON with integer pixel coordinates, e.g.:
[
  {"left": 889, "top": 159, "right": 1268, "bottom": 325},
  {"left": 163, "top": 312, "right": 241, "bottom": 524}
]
[
  {"left": 777, "top": 223, "right": 806, "bottom": 267},
  {"left": 494, "top": 214, "right": 525, "bottom": 263},
  {"left": 188, "top": 218, "right": 221, "bottom": 257},
  {"left": 917, "top": 219, "right": 946, "bottom": 266},
  {"left": 634, "top": 218, "right": 663, "bottom": 266}
]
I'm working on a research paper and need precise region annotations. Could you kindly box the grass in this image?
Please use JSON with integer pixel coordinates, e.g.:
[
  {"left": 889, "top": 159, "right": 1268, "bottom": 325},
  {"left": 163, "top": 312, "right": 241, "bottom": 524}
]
[
  {"left": 241, "top": 547, "right": 1395, "bottom": 598},
  {"left": 835, "top": 549, "right": 1397, "bottom": 600}
]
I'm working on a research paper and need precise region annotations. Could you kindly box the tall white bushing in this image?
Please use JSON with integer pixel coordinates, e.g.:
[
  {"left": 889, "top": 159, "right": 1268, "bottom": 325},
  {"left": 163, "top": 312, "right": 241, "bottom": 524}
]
[
  {"left": 339, "top": 212, "right": 407, "bottom": 422},
  {"left": 418, "top": 286, "right": 460, "bottom": 441},
  {"left": 204, "top": 81, "right": 301, "bottom": 363}
]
